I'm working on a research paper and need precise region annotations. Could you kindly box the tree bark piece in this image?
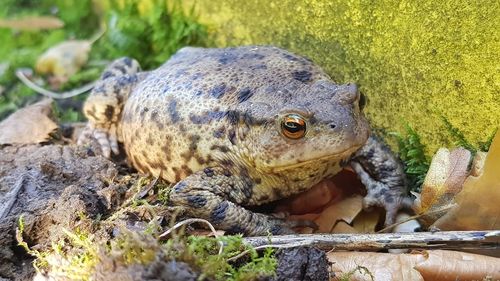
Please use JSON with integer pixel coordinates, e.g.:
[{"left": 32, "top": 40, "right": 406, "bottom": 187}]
[{"left": 244, "top": 231, "right": 500, "bottom": 251}]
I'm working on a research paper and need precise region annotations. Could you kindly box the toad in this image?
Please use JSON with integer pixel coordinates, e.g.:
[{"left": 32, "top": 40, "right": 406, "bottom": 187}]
[{"left": 78, "top": 46, "right": 409, "bottom": 235}]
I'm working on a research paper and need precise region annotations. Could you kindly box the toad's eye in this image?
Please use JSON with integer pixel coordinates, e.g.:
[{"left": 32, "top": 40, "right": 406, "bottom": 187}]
[{"left": 281, "top": 114, "right": 307, "bottom": 139}]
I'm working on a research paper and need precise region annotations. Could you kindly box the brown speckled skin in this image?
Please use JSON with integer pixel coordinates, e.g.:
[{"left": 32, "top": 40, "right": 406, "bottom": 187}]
[{"left": 80, "top": 46, "right": 407, "bottom": 235}]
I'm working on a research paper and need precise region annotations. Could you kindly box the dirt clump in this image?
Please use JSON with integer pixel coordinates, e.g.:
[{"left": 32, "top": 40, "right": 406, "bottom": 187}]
[{"left": 0, "top": 144, "right": 130, "bottom": 280}]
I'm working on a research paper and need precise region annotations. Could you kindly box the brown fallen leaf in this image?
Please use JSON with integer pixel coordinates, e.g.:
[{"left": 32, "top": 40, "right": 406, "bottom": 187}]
[
  {"left": 279, "top": 169, "right": 383, "bottom": 234},
  {"left": 329, "top": 251, "right": 424, "bottom": 281},
  {"left": 328, "top": 250, "right": 500, "bottom": 281},
  {"left": 470, "top": 151, "right": 487, "bottom": 177},
  {"left": 414, "top": 250, "right": 500, "bottom": 281},
  {"left": 351, "top": 209, "right": 381, "bottom": 233},
  {"left": 275, "top": 178, "right": 342, "bottom": 215},
  {"left": 433, "top": 132, "right": 500, "bottom": 230},
  {"left": 0, "top": 99, "right": 57, "bottom": 144},
  {"left": 331, "top": 220, "right": 358, "bottom": 233},
  {"left": 314, "top": 195, "right": 364, "bottom": 233},
  {"left": 413, "top": 147, "right": 472, "bottom": 227},
  {"left": 35, "top": 40, "right": 92, "bottom": 82},
  {"left": 0, "top": 16, "right": 64, "bottom": 30}
]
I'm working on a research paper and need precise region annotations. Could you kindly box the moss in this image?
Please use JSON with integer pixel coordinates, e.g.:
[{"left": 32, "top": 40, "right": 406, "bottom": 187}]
[
  {"left": 21, "top": 226, "right": 276, "bottom": 280},
  {"left": 389, "top": 125, "right": 430, "bottom": 192},
  {"left": 184, "top": 0, "right": 499, "bottom": 154}
]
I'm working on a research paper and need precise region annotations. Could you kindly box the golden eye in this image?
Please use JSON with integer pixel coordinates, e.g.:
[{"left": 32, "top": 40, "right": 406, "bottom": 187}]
[{"left": 281, "top": 114, "right": 307, "bottom": 139}]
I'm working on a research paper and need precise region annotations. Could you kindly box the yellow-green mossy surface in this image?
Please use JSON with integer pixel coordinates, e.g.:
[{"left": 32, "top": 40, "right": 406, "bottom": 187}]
[{"left": 186, "top": 0, "right": 499, "bottom": 153}]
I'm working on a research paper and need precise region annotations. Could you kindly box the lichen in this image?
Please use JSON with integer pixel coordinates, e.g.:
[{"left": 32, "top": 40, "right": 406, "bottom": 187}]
[{"left": 184, "top": 0, "right": 499, "bottom": 154}]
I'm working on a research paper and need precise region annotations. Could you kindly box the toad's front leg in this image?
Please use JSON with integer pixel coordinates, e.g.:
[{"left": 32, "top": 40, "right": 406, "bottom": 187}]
[
  {"left": 350, "top": 135, "right": 413, "bottom": 225},
  {"left": 78, "top": 57, "right": 145, "bottom": 157},
  {"left": 168, "top": 167, "right": 299, "bottom": 236}
]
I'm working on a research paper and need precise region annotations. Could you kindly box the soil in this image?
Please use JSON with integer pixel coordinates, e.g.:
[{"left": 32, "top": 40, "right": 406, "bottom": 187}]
[
  {"left": 0, "top": 144, "right": 127, "bottom": 280},
  {"left": 271, "top": 247, "right": 329, "bottom": 281},
  {"left": 0, "top": 142, "right": 329, "bottom": 280}
]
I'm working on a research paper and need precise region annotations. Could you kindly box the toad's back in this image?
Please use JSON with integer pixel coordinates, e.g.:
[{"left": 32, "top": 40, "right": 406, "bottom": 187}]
[{"left": 120, "top": 46, "right": 331, "bottom": 183}]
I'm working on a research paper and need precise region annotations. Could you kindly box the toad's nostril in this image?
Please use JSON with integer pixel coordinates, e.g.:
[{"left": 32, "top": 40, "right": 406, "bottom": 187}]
[{"left": 329, "top": 123, "right": 336, "bottom": 129}]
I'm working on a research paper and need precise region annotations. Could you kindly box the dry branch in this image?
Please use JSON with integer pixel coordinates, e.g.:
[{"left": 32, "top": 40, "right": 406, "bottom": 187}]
[{"left": 244, "top": 230, "right": 500, "bottom": 251}]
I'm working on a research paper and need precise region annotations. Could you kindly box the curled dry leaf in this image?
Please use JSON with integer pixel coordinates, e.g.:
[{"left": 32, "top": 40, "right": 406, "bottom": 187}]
[
  {"left": 433, "top": 132, "right": 500, "bottom": 230},
  {"left": 275, "top": 178, "right": 342, "bottom": 215},
  {"left": 0, "top": 16, "right": 64, "bottom": 31},
  {"left": 470, "top": 151, "right": 487, "bottom": 177},
  {"left": 328, "top": 250, "right": 500, "bottom": 281},
  {"left": 414, "top": 250, "right": 500, "bottom": 281},
  {"left": 413, "top": 147, "right": 472, "bottom": 227},
  {"left": 0, "top": 99, "right": 57, "bottom": 145},
  {"left": 35, "top": 40, "right": 92, "bottom": 82},
  {"left": 278, "top": 170, "right": 380, "bottom": 234},
  {"left": 329, "top": 251, "right": 424, "bottom": 281},
  {"left": 314, "top": 195, "right": 364, "bottom": 233},
  {"left": 351, "top": 209, "right": 382, "bottom": 233}
]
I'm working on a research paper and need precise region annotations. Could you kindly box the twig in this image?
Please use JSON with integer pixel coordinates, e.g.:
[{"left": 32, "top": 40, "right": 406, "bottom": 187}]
[
  {"left": 134, "top": 175, "right": 159, "bottom": 201},
  {"left": 243, "top": 230, "right": 500, "bottom": 251},
  {"left": 377, "top": 204, "right": 454, "bottom": 233},
  {"left": 227, "top": 241, "right": 311, "bottom": 262},
  {"left": 0, "top": 176, "right": 25, "bottom": 219},
  {"left": 16, "top": 69, "right": 94, "bottom": 99},
  {"left": 159, "top": 218, "right": 224, "bottom": 255}
]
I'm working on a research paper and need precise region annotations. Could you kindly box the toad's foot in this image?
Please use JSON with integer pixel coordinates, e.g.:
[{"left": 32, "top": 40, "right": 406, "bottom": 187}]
[
  {"left": 168, "top": 167, "right": 306, "bottom": 236},
  {"left": 77, "top": 123, "right": 119, "bottom": 158},
  {"left": 78, "top": 57, "right": 144, "bottom": 158},
  {"left": 350, "top": 135, "right": 411, "bottom": 225},
  {"left": 356, "top": 176, "right": 411, "bottom": 225}
]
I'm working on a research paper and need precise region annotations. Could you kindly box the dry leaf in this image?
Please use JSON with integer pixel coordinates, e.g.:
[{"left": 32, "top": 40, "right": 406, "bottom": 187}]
[
  {"left": 328, "top": 250, "right": 500, "bottom": 281},
  {"left": 414, "top": 250, "right": 500, "bottom": 281},
  {"left": 328, "top": 251, "right": 424, "bottom": 281},
  {"left": 470, "top": 151, "right": 487, "bottom": 177},
  {"left": 0, "top": 99, "right": 57, "bottom": 144},
  {"left": 275, "top": 179, "right": 342, "bottom": 215},
  {"left": 314, "top": 195, "right": 363, "bottom": 233},
  {"left": 351, "top": 209, "right": 382, "bottom": 233},
  {"left": 280, "top": 170, "right": 383, "bottom": 234},
  {"left": 35, "top": 40, "right": 92, "bottom": 81},
  {"left": 433, "top": 132, "right": 500, "bottom": 230},
  {"left": 0, "top": 16, "right": 64, "bottom": 30},
  {"left": 413, "top": 147, "right": 472, "bottom": 226},
  {"left": 331, "top": 220, "right": 358, "bottom": 233}
]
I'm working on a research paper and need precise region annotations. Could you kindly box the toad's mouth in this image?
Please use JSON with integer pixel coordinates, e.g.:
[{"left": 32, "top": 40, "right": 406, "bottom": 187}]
[{"left": 261, "top": 145, "right": 361, "bottom": 173}]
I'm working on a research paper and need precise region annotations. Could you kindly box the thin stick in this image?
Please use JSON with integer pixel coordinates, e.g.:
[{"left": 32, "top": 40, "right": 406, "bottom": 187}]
[
  {"left": 377, "top": 204, "right": 454, "bottom": 233},
  {"left": 0, "top": 176, "right": 25, "bottom": 219},
  {"left": 16, "top": 69, "right": 94, "bottom": 99},
  {"left": 243, "top": 230, "right": 500, "bottom": 251}
]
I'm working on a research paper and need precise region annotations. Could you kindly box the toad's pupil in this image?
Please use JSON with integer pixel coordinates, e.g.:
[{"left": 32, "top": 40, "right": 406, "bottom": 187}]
[{"left": 285, "top": 122, "right": 301, "bottom": 132}]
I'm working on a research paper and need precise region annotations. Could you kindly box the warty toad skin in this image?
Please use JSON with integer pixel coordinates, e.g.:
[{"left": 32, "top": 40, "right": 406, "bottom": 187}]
[{"left": 78, "top": 46, "right": 408, "bottom": 235}]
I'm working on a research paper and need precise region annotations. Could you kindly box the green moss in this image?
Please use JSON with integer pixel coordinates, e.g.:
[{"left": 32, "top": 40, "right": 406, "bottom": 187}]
[
  {"left": 185, "top": 0, "right": 499, "bottom": 154},
  {"left": 168, "top": 234, "right": 277, "bottom": 280},
  {"left": 21, "top": 226, "right": 276, "bottom": 280},
  {"left": 442, "top": 116, "right": 497, "bottom": 153},
  {"left": 389, "top": 125, "right": 430, "bottom": 192},
  {"left": 97, "top": 0, "right": 209, "bottom": 69}
]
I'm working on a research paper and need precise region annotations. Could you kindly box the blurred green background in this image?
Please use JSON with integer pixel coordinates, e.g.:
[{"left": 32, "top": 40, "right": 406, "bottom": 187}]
[{"left": 0, "top": 0, "right": 497, "bottom": 156}]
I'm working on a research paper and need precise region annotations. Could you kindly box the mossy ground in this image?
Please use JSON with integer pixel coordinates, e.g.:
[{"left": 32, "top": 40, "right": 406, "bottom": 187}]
[
  {"left": 185, "top": 0, "right": 499, "bottom": 155},
  {"left": 16, "top": 188, "right": 277, "bottom": 281}
]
